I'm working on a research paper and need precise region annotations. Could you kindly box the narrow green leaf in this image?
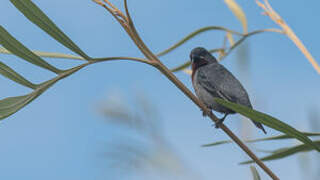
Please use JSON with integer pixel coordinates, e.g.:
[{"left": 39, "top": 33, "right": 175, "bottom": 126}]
[
  {"left": 202, "top": 140, "right": 231, "bottom": 147},
  {"left": 0, "top": 61, "right": 37, "bottom": 89},
  {"left": 0, "top": 93, "right": 38, "bottom": 120},
  {"left": 0, "top": 47, "right": 84, "bottom": 60},
  {"left": 250, "top": 166, "right": 261, "bottom": 180},
  {"left": 0, "top": 26, "right": 62, "bottom": 74},
  {"left": 0, "top": 63, "right": 88, "bottom": 120},
  {"left": 10, "top": 0, "right": 90, "bottom": 60},
  {"left": 202, "top": 132, "right": 320, "bottom": 147},
  {"left": 214, "top": 98, "right": 320, "bottom": 152},
  {"left": 240, "top": 141, "right": 320, "bottom": 164}
]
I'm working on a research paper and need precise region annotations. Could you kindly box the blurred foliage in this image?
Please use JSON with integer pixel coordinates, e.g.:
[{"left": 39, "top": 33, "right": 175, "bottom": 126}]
[
  {"left": 100, "top": 93, "right": 201, "bottom": 179},
  {"left": 250, "top": 166, "right": 261, "bottom": 180},
  {"left": 214, "top": 98, "right": 320, "bottom": 151},
  {"left": 296, "top": 108, "right": 320, "bottom": 180}
]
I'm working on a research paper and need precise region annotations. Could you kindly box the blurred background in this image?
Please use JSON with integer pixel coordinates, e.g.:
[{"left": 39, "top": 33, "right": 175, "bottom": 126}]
[{"left": 0, "top": 0, "right": 319, "bottom": 179}]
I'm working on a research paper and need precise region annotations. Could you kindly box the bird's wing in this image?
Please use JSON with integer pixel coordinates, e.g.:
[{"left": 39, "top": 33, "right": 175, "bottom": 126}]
[
  {"left": 197, "top": 63, "right": 252, "bottom": 107},
  {"left": 197, "top": 63, "right": 266, "bottom": 133},
  {"left": 197, "top": 65, "right": 234, "bottom": 102}
]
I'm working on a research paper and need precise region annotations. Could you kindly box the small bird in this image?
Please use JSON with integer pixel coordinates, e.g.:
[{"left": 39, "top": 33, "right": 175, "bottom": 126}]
[{"left": 190, "top": 47, "right": 266, "bottom": 134}]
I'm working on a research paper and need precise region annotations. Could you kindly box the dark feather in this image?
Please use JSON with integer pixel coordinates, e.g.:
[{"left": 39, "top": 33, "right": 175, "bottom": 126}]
[{"left": 196, "top": 63, "right": 266, "bottom": 134}]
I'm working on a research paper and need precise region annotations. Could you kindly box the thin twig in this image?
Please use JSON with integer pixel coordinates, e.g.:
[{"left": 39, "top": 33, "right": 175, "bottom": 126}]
[
  {"left": 169, "top": 28, "right": 282, "bottom": 72},
  {"left": 256, "top": 0, "right": 320, "bottom": 74},
  {"left": 156, "top": 26, "right": 243, "bottom": 57},
  {"left": 219, "top": 28, "right": 283, "bottom": 61}
]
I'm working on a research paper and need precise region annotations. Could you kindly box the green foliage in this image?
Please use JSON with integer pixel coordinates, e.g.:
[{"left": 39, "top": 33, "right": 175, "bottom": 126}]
[
  {"left": 203, "top": 132, "right": 320, "bottom": 163},
  {"left": 0, "top": 26, "right": 62, "bottom": 74},
  {"left": 241, "top": 141, "right": 320, "bottom": 164},
  {"left": 0, "top": 61, "right": 37, "bottom": 89},
  {"left": 203, "top": 132, "right": 320, "bottom": 147},
  {"left": 0, "top": 0, "right": 93, "bottom": 120},
  {"left": 215, "top": 98, "right": 320, "bottom": 152},
  {"left": 0, "top": 47, "right": 84, "bottom": 60},
  {"left": 0, "top": 64, "right": 87, "bottom": 120},
  {"left": 10, "top": 0, "right": 90, "bottom": 59},
  {"left": 0, "top": 94, "right": 37, "bottom": 120}
]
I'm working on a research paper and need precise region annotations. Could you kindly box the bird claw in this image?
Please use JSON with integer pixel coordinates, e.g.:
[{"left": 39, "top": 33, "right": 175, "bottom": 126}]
[
  {"left": 202, "top": 109, "right": 211, "bottom": 117},
  {"left": 214, "top": 113, "right": 228, "bottom": 129},
  {"left": 215, "top": 119, "right": 224, "bottom": 128}
]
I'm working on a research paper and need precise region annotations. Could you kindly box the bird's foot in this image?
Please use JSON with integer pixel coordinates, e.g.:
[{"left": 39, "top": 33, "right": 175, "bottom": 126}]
[
  {"left": 214, "top": 113, "right": 228, "bottom": 129},
  {"left": 215, "top": 119, "right": 224, "bottom": 128},
  {"left": 202, "top": 109, "right": 211, "bottom": 117}
]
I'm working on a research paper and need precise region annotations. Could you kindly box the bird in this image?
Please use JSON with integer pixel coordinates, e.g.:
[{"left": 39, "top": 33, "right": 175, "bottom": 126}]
[{"left": 190, "top": 47, "right": 266, "bottom": 134}]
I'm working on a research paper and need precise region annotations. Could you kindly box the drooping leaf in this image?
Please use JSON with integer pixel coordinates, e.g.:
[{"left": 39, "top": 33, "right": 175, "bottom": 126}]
[
  {"left": 250, "top": 166, "right": 261, "bottom": 180},
  {"left": 10, "top": 0, "right": 90, "bottom": 59},
  {"left": 0, "top": 47, "right": 84, "bottom": 60},
  {"left": 202, "top": 132, "right": 320, "bottom": 147},
  {"left": 214, "top": 98, "right": 320, "bottom": 152},
  {"left": 224, "top": 0, "right": 248, "bottom": 33},
  {"left": 0, "top": 26, "right": 62, "bottom": 74},
  {"left": 240, "top": 141, "right": 320, "bottom": 164},
  {"left": 0, "top": 61, "right": 37, "bottom": 89}
]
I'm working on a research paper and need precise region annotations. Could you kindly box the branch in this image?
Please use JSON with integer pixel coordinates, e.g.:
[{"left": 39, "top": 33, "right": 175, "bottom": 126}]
[
  {"left": 91, "top": 56, "right": 153, "bottom": 65},
  {"left": 93, "top": 1, "right": 280, "bottom": 179}
]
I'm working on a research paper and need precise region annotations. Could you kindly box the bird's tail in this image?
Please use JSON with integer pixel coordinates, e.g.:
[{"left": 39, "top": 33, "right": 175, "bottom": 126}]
[{"left": 252, "top": 120, "right": 267, "bottom": 134}]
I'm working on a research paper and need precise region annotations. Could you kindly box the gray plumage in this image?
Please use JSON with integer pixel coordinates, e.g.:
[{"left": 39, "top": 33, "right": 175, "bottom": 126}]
[{"left": 190, "top": 47, "right": 266, "bottom": 134}]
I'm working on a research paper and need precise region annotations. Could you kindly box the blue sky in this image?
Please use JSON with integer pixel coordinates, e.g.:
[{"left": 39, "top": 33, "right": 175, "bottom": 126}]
[{"left": 1, "top": 0, "right": 320, "bottom": 179}]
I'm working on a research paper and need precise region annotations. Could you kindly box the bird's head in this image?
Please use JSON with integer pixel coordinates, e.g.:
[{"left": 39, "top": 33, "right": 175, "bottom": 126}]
[{"left": 190, "top": 47, "right": 217, "bottom": 70}]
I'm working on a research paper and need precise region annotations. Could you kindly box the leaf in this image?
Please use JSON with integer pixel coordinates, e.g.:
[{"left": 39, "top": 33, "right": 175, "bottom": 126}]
[
  {"left": 10, "top": 0, "right": 90, "bottom": 59},
  {"left": 0, "top": 26, "right": 62, "bottom": 74},
  {"left": 202, "top": 132, "right": 320, "bottom": 147},
  {"left": 0, "top": 61, "right": 37, "bottom": 89},
  {"left": 240, "top": 141, "right": 320, "bottom": 164},
  {"left": 0, "top": 93, "right": 38, "bottom": 120},
  {"left": 0, "top": 47, "right": 84, "bottom": 60},
  {"left": 224, "top": 0, "right": 248, "bottom": 33},
  {"left": 214, "top": 98, "right": 320, "bottom": 152},
  {"left": 0, "top": 63, "right": 87, "bottom": 120},
  {"left": 250, "top": 166, "right": 261, "bottom": 180}
]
